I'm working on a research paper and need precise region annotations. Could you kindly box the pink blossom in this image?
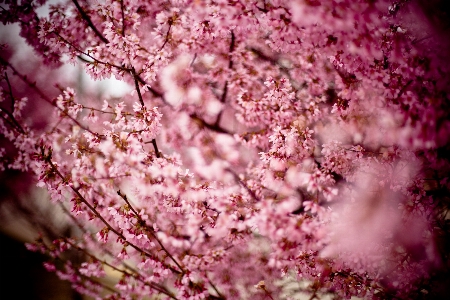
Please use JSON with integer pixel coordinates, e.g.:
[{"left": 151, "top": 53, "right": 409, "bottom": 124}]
[{"left": 1, "top": 0, "right": 449, "bottom": 299}]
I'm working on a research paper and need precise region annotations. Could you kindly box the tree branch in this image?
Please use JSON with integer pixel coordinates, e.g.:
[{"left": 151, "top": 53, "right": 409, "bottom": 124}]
[
  {"left": 131, "top": 67, "right": 145, "bottom": 107},
  {"left": 46, "top": 158, "right": 181, "bottom": 274},
  {"left": 64, "top": 238, "right": 177, "bottom": 299},
  {"left": 131, "top": 68, "right": 162, "bottom": 157},
  {"left": 0, "top": 57, "right": 102, "bottom": 138},
  {"left": 60, "top": 203, "right": 175, "bottom": 298},
  {"left": 0, "top": 107, "right": 25, "bottom": 134},
  {"left": 0, "top": 72, "right": 25, "bottom": 134},
  {"left": 191, "top": 113, "right": 231, "bottom": 135},
  {"left": 215, "top": 31, "right": 235, "bottom": 126},
  {"left": 134, "top": 72, "right": 233, "bottom": 135},
  {"left": 226, "top": 168, "right": 260, "bottom": 202},
  {"left": 120, "top": 0, "right": 126, "bottom": 37},
  {"left": 4, "top": 72, "right": 15, "bottom": 113},
  {"left": 151, "top": 138, "right": 161, "bottom": 158},
  {"left": 159, "top": 20, "right": 172, "bottom": 51},
  {"left": 116, "top": 190, "right": 185, "bottom": 274},
  {"left": 72, "top": 0, "right": 109, "bottom": 44}
]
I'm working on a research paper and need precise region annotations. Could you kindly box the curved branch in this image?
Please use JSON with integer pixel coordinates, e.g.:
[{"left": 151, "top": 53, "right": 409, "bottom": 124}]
[
  {"left": 0, "top": 57, "right": 101, "bottom": 138},
  {"left": 64, "top": 238, "right": 177, "bottom": 299},
  {"left": 46, "top": 158, "right": 182, "bottom": 275},
  {"left": 117, "top": 190, "right": 185, "bottom": 274},
  {"left": 72, "top": 0, "right": 109, "bottom": 44}
]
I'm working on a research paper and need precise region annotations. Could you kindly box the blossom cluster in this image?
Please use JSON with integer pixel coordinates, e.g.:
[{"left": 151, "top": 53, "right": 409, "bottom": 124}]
[{"left": 1, "top": 0, "right": 449, "bottom": 299}]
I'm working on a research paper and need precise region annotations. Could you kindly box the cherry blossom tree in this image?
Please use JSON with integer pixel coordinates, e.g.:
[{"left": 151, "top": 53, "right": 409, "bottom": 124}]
[{"left": 1, "top": 0, "right": 449, "bottom": 299}]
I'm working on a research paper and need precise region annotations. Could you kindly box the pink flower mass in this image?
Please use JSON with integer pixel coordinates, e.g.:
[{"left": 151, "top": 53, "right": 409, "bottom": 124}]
[{"left": 1, "top": 0, "right": 450, "bottom": 299}]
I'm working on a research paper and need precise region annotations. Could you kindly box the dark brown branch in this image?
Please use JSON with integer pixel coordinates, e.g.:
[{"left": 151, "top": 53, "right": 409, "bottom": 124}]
[
  {"left": 215, "top": 31, "right": 235, "bottom": 126},
  {"left": 411, "top": 34, "right": 433, "bottom": 45},
  {"left": 333, "top": 65, "right": 359, "bottom": 88},
  {"left": 80, "top": 105, "right": 119, "bottom": 115},
  {"left": 77, "top": 54, "right": 92, "bottom": 64},
  {"left": 39, "top": 238, "right": 119, "bottom": 295},
  {"left": 264, "top": 289, "right": 275, "bottom": 300},
  {"left": 131, "top": 67, "right": 145, "bottom": 107},
  {"left": 228, "top": 30, "right": 235, "bottom": 69},
  {"left": 131, "top": 68, "right": 162, "bottom": 157},
  {"left": 74, "top": 52, "right": 131, "bottom": 73},
  {"left": 190, "top": 113, "right": 231, "bottom": 135},
  {"left": 0, "top": 72, "right": 25, "bottom": 133},
  {"left": 248, "top": 47, "right": 276, "bottom": 63},
  {"left": 72, "top": 0, "right": 109, "bottom": 44},
  {"left": 0, "top": 108, "right": 25, "bottom": 134},
  {"left": 120, "top": 0, "right": 126, "bottom": 37},
  {"left": 147, "top": 85, "right": 164, "bottom": 98},
  {"left": 4, "top": 72, "right": 15, "bottom": 112},
  {"left": 151, "top": 138, "right": 161, "bottom": 158},
  {"left": 190, "top": 53, "right": 197, "bottom": 67},
  {"left": 219, "top": 81, "right": 229, "bottom": 104},
  {"left": 59, "top": 202, "right": 91, "bottom": 236},
  {"left": 159, "top": 21, "right": 172, "bottom": 51},
  {"left": 214, "top": 82, "right": 228, "bottom": 127},
  {"left": 116, "top": 190, "right": 140, "bottom": 216},
  {"left": 80, "top": 58, "right": 164, "bottom": 157},
  {"left": 255, "top": 3, "right": 268, "bottom": 13}
]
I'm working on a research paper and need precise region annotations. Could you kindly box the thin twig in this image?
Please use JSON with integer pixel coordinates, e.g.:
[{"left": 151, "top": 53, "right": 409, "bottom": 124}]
[
  {"left": 412, "top": 34, "right": 433, "bottom": 45},
  {"left": 46, "top": 158, "right": 181, "bottom": 274},
  {"left": 131, "top": 67, "right": 145, "bottom": 107},
  {"left": 190, "top": 53, "right": 197, "bottom": 67},
  {"left": 81, "top": 105, "right": 121, "bottom": 115},
  {"left": 393, "top": 79, "right": 413, "bottom": 103},
  {"left": 120, "top": 0, "right": 126, "bottom": 36},
  {"left": 219, "top": 81, "right": 228, "bottom": 104},
  {"left": 207, "top": 274, "right": 225, "bottom": 300},
  {"left": 0, "top": 72, "right": 25, "bottom": 133},
  {"left": 226, "top": 168, "right": 260, "bottom": 202},
  {"left": 131, "top": 68, "right": 162, "bottom": 157},
  {"left": 248, "top": 46, "right": 299, "bottom": 89},
  {"left": 81, "top": 274, "right": 119, "bottom": 294},
  {"left": 134, "top": 73, "right": 232, "bottom": 135},
  {"left": 72, "top": 0, "right": 109, "bottom": 44},
  {"left": 135, "top": 74, "right": 165, "bottom": 98},
  {"left": 0, "top": 57, "right": 102, "bottom": 138},
  {"left": 40, "top": 238, "right": 120, "bottom": 295},
  {"left": 215, "top": 31, "right": 235, "bottom": 126},
  {"left": 4, "top": 72, "right": 15, "bottom": 113},
  {"left": 159, "top": 21, "right": 172, "bottom": 51},
  {"left": 50, "top": 33, "right": 126, "bottom": 72},
  {"left": 65, "top": 238, "right": 177, "bottom": 299},
  {"left": 0, "top": 108, "right": 25, "bottom": 134},
  {"left": 116, "top": 190, "right": 185, "bottom": 274},
  {"left": 60, "top": 203, "right": 173, "bottom": 296},
  {"left": 76, "top": 54, "right": 130, "bottom": 72}
]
